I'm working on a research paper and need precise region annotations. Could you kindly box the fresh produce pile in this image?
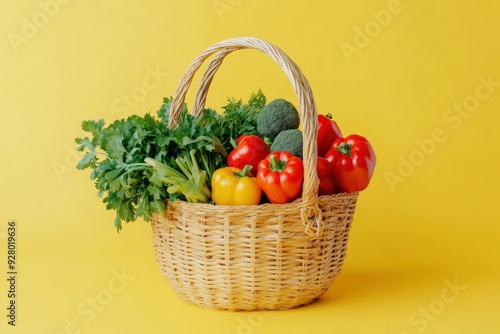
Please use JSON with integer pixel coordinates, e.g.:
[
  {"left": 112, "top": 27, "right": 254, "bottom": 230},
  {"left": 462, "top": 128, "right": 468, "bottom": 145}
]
[{"left": 76, "top": 90, "right": 376, "bottom": 231}]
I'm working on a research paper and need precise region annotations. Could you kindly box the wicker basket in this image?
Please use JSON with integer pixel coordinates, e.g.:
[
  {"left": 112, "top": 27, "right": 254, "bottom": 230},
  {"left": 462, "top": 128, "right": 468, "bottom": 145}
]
[{"left": 151, "top": 37, "right": 359, "bottom": 311}]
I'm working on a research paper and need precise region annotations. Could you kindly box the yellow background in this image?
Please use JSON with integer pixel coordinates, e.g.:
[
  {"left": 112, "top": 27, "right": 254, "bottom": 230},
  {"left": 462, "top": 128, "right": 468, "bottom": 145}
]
[{"left": 1, "top": 0, "right": 499, "bottom": 333}]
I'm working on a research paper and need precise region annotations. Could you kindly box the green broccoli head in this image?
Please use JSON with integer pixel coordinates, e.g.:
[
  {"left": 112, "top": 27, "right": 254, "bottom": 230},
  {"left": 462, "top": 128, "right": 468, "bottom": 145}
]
[
  {"left": 270, "top": 129, "right": 303, "bottom": 159},
  {"left": 257, "top": 99, "right": 300, "bottom": 141}
]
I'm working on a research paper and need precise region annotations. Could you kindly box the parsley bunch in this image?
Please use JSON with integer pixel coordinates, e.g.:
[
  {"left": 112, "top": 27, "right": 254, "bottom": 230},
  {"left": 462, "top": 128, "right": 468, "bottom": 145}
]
[
  {"left": 76, "top": 91, "right": 266, "bottom": 231},
  {"left": 199, "top": 89, "right": 266, "bottom": 152}
]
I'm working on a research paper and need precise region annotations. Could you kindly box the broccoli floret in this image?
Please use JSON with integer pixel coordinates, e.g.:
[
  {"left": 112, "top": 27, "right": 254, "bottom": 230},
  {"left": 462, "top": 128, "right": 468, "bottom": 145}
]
[
  {"left": 257, "top": 99, "right": 300, "bottom": 141},
  {"left": 270, "top": 129, "right": 303, "bottom": 159}
]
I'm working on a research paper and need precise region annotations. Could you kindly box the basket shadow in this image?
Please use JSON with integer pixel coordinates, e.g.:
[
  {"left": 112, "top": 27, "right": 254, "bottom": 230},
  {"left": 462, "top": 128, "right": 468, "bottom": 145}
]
[{"left": 311, "top": 264, "right": 436, "bottom": 307}]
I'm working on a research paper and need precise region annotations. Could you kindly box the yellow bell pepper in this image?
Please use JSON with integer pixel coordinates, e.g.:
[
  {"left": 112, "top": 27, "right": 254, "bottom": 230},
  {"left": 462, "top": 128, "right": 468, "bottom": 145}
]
[{"left": 211, "top": 165, "right": 261, "bottom": 205}]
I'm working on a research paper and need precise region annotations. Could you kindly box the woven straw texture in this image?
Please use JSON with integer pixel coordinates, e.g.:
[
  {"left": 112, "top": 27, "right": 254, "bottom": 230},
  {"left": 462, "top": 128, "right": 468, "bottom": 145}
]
[{"left": 151, "top": 37, "right": 359, "bottom": 311}]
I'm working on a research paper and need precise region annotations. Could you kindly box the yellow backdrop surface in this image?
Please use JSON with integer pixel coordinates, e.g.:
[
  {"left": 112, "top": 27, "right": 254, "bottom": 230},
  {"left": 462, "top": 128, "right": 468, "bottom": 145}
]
[{"left": 1, "top": 1, "right": 499, "bottom": 333}]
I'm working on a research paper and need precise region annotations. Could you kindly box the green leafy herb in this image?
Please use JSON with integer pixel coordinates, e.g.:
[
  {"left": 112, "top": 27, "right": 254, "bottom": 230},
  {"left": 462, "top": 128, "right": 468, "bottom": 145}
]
[
  {"left": 76, "top": 91, "right": 266, "bottom": 232},
  {"left": 200, "top": 88, "right": 266, "bottom": 153}
]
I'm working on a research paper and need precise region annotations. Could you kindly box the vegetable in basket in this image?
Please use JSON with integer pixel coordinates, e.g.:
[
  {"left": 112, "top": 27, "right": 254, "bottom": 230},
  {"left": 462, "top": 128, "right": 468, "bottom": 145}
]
[
  {"left": 75, "top": 110, "right": 224, "bottom": 231},
  {"left": 257, "top": 151, "right": 303, "bottom": 204},
  {"left": 75, "top": 91, "right": 266, "bottom": 231},
  {"left": 317, "top": 157, "right": 335, "bottom": 196},
  {"left": 207, "top": 89, "right": 267, "bottom": 153},
  {"left": 227, "top": 135, "right": 270, "bottom": 175},
  {"left": 270, "top": 129, "right": 303, "bottom": 159},
  {"left": 317, "top": 113, "right": 343, "bottom": 157},
  {"left": 212, "top": 165, "right": 261, "bottom": 205},
  {"left": 324, "top": 134, "right": 376, "bottom": 193},
  {"left": 256, "top": 98, "right": 300, "bottom": 141},
  {"left": 145, "top": 152, "right": 211, "bottom": 203}
]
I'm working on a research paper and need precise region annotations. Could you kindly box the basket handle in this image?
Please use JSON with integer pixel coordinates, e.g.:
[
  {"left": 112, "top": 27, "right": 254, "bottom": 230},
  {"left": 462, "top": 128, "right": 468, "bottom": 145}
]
[
  {"left": 191, "top": 46, "right": 240, "bottom": 118},
  {"left": 168, "top": 37, "right": 322, "bottom": 234}
]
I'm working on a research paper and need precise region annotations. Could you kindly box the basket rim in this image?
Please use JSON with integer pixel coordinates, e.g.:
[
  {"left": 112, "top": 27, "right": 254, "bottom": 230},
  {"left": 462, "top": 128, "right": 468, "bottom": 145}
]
[
  {"left": 153, "top": 191, "right": 359, "bottom": 236},
  {"left": 161, "top": 190, "right": 359, "bottom": 211}
]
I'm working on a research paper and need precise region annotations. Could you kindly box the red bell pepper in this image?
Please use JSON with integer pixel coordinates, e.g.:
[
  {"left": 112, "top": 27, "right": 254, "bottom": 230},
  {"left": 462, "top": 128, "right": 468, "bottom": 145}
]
[
  {"left": 227, "top": 135, "right": 270, "bottom": 175},
  {"left": 257, "top": 151, "right": 303, "bottom": 204},
  {"left": 324, "top": 134, "right": 376, "bottom": 193},
  {"left": 317, "top": 157, "right": 335, "bottom": 195},
  {"left": 317, "top": 113, "right": 343, "bottom": 157}
]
